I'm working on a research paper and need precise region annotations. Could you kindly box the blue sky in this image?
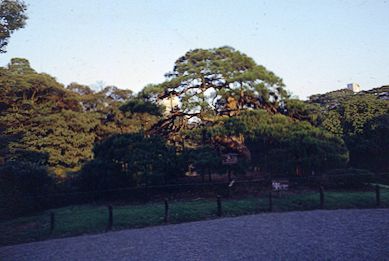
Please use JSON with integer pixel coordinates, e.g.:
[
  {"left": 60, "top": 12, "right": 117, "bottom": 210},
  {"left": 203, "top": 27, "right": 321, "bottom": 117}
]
[{"left": 1, "top": 0, "right": 389, "bottom": 99}]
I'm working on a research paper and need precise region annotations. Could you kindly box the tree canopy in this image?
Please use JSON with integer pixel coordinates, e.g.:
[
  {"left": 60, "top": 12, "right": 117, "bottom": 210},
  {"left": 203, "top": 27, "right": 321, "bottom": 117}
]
[
  {"left": 308, "top": 88, "right": 389, "bottom": 172},
  {"left": 149, "top": 47, "right": 289, "bottom": 154},
  {"left": 79, "top": 134, "right": 179, "bottom": 190},
  {"left": 158, "top": 46, "right": 287, "bottom": 119},
  {"left": 0, "top": 0, "right": 27, "bottom": 53},
  {"left": 210, "top": 110, "right": 348, "bottom": 176}
]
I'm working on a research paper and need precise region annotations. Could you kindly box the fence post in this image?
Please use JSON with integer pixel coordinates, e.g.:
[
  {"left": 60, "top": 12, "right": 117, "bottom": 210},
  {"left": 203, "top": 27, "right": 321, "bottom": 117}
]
[
  {"left": 319, "top": 186, "right": 324, "bottom": 209},
  {"left": 268, "top": 191, "right": 273, "bottom": 212},
  {"left": 107, "top": 205, "right": 113, "bottom": 230},
  {"left": 50, "top": 212, "right": 55, "bottom": 234},
  {"left": 217, "top": 195, "right": 222, "bottom": 217},
  {"left": 164, "top": 198, "right": 169, "bottom": 224},
  {"left": 376, "top": 185, "right": 380, "bottom": 207},
  {"left": 227, "top": 180, "right": 234, "bottom": 199}
]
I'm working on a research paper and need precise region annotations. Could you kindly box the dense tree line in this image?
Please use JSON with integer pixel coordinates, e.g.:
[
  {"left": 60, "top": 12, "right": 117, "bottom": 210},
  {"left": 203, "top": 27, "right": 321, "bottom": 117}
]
[
  {"left": 308, "top": 88, "right": 389, "bottom": 172},
  {"left": 1, "top": 47, "right": 388, "bottom": 218}
]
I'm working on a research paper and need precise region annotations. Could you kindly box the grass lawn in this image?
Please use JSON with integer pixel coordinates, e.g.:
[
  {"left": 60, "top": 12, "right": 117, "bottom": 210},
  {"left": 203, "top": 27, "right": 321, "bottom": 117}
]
[{"left": 1, "top": 188, "right": 388, "bottom": 246}]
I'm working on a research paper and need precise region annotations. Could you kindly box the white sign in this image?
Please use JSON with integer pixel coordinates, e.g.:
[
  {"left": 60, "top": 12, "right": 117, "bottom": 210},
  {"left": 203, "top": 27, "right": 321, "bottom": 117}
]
[
  {"left": 272, "top": 180, "right": 289, "bottom": 191},
  {"left": 222, "top": 153, "right": 238, "bottom": 165}
]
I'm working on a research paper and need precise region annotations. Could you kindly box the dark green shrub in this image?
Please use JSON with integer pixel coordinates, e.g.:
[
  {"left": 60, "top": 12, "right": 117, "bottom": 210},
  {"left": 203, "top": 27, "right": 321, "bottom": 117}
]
[
  {"left": 0, "top": 161, "right": 53, "bottom": 219},
  {"left": 321, "top": 168, "right": 375, "bottom": 189}
]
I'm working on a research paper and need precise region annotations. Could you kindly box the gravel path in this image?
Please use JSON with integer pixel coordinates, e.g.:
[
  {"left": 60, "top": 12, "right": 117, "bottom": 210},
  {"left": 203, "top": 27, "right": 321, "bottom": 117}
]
[{"left": 1, "top": 209, "right": 389, "bottom": 261}]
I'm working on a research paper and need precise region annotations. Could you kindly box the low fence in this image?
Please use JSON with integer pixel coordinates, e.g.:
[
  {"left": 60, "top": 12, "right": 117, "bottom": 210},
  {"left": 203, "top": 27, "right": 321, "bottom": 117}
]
[
  {"left": 48, "top": 184, "right": 386, "bottom": 233},
  {"left": 2, "top": 172, "right": 389, "bottom": 220},
  {"left": 1, "top": 180, "right": 389, "bottom": 246},
  {"left": 47, "top": 172, "right": 389, "bottom": 205}
]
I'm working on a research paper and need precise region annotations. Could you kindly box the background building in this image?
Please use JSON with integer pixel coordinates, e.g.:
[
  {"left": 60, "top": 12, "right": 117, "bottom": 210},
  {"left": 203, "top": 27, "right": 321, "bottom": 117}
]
[{"left": 347, "top": 83, "right": 361, "bottom": 93}]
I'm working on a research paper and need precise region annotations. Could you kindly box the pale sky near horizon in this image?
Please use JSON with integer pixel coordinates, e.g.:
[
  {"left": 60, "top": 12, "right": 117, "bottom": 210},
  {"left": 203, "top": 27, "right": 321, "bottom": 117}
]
[{"left": 1, "top": 0, "right": 389, "bottom": 99}]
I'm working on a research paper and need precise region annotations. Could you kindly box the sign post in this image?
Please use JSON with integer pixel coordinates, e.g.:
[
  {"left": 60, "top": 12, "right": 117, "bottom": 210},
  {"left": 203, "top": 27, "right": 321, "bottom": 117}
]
[
  {"left": 222, "top": 153, "right": 238, "bottom": 165},
  {"left": 222, "top": 153, "right": 238, "bottom": 196}
]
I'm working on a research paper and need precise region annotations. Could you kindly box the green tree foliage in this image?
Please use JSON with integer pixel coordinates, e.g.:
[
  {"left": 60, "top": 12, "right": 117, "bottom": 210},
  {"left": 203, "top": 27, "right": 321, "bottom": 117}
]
[
  {"left": 1, "top": 58, "right": 79, "bottom": 110},
  {"left": 346, "top": 114, "right": 389, "bottom": 172},
  {"left": 210, "top": 110, "right": 348, "bottom": 176},
  {"left": 321, "top": 110, "right": 343, "bottom": 137},
  {"left": 7, "top": 57, "right": 35, "bottom": 74},
  {"left": 341, "top": 95, "right": 388, "bottom": 136},
  {"left": 362, "top": 85, "right": 389, "bottom": 99},
  {"left": 308, "top": 88, "right": 354, "bottom": 109},
  {"left": 1, "top": 58, "right": 157, "bottom": 177},
  {"left": 150, "top": 47, "right": 288, "bottom": 155},
  {"left": 310, "top": 89, "right": 389, "bottom": 172},
  {"left": 309, "top": 89, "right": 388, "bottom": 137},
  {"left": 79, "top": 134, "right": 179, "bottom": 190},
  {"left": 0, "top": 0, "right": 27, "bottom": 53},
  {"left": 0, "top": 159, "right": 53, "bottom": 218},
  {"left": 137, "top": 83, "right": 164, "bottom": 102},
  {"left": 0, "top": 59, "right": 98, "bottom": 175},
  {"left": 66, "top": 82, "right": 161, "bottom": 138},
  {"left": 120, "top": 99, "right": 161, "bottom": 116},
  {"left": 119, "top": 98, "right": 162, "bottom": 132},
  {"left": 159, "top": 46, "right": 287, "bottom": 118},
  {"left": 4, "top": 108, "right": 98, "bottom": 169},
  {"left": 281, "top": 99, "right": 322, "bottom": 126}
]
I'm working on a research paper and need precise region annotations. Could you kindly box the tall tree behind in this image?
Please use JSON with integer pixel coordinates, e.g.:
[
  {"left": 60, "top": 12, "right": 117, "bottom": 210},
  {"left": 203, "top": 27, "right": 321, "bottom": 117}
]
[
  {"left": 159, "top": 46, "right": 287, "bottom": 120},
  {"left": 149, "top": 47, "right": 288, "bottom": 153}
]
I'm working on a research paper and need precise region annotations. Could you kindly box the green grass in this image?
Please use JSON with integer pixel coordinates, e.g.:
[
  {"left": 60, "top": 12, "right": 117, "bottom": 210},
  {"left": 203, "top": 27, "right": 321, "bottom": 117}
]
[{"left": 1, "top": 189, "right": 389, "bottom": 246}]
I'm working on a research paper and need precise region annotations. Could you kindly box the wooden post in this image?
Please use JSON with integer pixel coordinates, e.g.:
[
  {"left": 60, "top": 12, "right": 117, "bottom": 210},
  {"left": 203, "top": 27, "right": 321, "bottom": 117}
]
[
  {"left": 376, "top": 185, "right": 380, "bottom": 207},
  {"left": 50, "top": 212, "right": 55, "bottom": 233},
  {"left": 217, "top": 195, "right": 222, "bottom": 217},
  {"left": 268, "top": 191, "right": 273, "bottom": 212},
  {"left": 164, "top": 198, "right": 169, "bottom": 224},
  {"left": 144, "top": 179, "right": 149, "bottom": 202},
  {"left": 227, "top": 180, "right": 235, "bottom": 199},
  {"left": 319, "top": 186, "right": 324, "bottom": 209},
  {"left": 107, "top": 205, "right": 113, "bottom": 230}
]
